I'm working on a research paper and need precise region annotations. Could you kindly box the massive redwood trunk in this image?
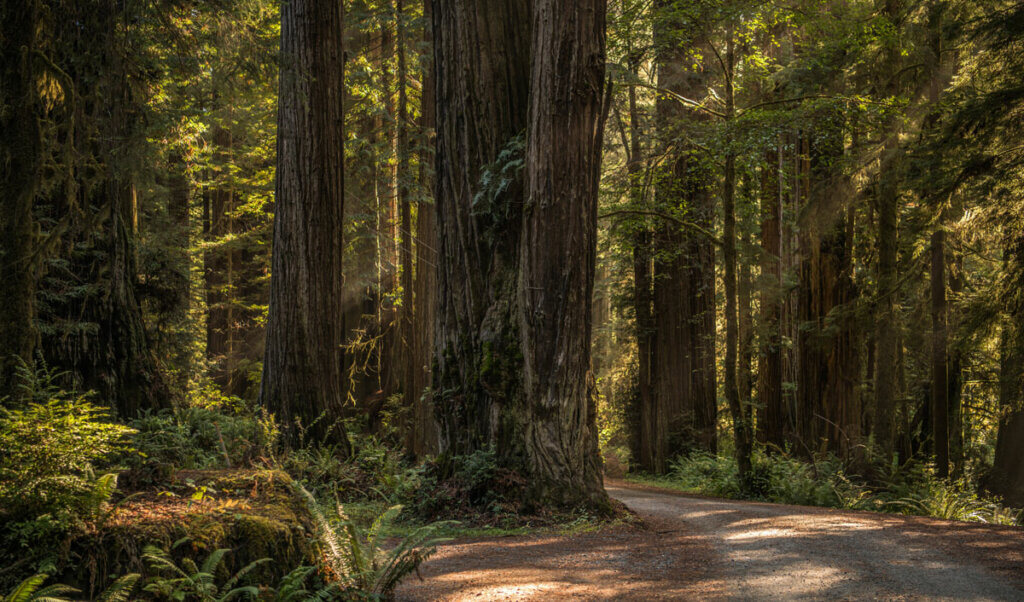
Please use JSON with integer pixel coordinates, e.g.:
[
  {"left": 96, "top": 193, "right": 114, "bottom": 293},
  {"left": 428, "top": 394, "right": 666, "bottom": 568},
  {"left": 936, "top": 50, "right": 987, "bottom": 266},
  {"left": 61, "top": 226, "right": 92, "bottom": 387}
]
[
  {"left": 431, "top": 0, "right": 531, "bottom": 459},
  {"left": 433, "top": 0, "right": 607, "bottom": 508},
  {"left": 259, "top": 0, "right": 348, "bottom": 448},
  {"left": 518, "top": 0, "right": 607, "bottom": 506}
]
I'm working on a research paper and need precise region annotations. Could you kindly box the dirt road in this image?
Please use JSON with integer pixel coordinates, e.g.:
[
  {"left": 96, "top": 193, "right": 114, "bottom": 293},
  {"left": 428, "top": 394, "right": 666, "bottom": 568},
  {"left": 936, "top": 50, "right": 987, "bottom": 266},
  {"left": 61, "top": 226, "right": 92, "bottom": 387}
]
[{"left": 396, "top": 481, "right": 1024, "bottom": 600}]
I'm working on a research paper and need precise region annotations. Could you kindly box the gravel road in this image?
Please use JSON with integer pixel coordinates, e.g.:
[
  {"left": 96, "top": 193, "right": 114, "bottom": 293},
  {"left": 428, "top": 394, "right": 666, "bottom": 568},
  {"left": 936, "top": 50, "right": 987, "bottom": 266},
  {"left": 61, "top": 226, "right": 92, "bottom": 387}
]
[
  {"left": 397, "top": 481, "right": 1024, "bottom": 600},
  {"left": 609, "top": 483, "right": 1024, "bottom": 601}
]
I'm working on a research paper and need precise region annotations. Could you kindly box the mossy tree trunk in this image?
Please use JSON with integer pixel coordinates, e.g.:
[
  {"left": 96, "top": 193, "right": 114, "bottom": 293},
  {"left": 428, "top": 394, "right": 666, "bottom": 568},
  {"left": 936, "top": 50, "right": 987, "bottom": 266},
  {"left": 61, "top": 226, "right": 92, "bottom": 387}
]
[
  {"left": 431, "top": 0, "right": 531, "bottom": 460},
  {"left": 259, "top": 0, "right": 349, "bottom": 450},
  {"left": 433, "top": 0, "right": 608, "bottom": 509},
  {"left": 0, "top": 0, "right": 41, "bottom": 402}
]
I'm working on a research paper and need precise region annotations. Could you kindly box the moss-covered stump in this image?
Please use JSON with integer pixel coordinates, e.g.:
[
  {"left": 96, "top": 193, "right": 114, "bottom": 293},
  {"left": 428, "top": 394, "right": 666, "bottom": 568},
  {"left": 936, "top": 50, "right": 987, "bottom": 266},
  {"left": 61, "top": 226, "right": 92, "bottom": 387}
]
[{"left": 61, "top": 469, "right": 316, "bottom": 597}]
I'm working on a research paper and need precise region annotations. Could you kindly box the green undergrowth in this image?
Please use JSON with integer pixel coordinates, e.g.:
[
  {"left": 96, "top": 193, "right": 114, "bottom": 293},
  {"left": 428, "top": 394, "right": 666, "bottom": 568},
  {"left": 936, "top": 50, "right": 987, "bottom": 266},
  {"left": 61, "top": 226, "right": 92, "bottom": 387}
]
[{"left": 628, "top": 451, "right": 1023, "bottom": 526}]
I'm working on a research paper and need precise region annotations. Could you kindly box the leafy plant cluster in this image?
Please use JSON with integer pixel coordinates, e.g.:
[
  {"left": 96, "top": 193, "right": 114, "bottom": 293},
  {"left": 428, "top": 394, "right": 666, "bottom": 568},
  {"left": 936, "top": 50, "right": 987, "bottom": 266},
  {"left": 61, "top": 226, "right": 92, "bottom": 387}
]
[
  {"left": 638, "top": 451, "right": 1022, "bottom": 526},
  {"left": 0, "top": 363, "right": 135, "bottom": 554}
]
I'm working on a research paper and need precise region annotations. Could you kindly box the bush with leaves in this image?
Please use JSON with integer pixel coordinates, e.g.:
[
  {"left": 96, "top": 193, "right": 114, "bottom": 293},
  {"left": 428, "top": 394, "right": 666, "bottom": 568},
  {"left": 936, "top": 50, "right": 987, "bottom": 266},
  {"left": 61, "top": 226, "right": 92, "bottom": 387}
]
[{"left": 0, "top": 392, "right": 135, "bottom": 550}]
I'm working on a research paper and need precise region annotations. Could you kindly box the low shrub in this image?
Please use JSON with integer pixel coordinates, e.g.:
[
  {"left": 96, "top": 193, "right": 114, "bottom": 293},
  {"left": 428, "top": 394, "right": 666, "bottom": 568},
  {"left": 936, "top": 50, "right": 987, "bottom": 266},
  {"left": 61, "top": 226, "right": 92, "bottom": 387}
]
[{"left": 0, "top": 394, "right": 135, "bottom": 550}]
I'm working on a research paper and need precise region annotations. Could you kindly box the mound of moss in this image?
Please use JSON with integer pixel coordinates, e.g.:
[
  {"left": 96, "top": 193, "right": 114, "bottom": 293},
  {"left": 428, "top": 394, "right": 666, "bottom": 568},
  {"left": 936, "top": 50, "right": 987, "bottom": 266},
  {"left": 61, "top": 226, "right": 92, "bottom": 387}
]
[{"left": 60, "top": 469, "right": 316, "bottom": 597}]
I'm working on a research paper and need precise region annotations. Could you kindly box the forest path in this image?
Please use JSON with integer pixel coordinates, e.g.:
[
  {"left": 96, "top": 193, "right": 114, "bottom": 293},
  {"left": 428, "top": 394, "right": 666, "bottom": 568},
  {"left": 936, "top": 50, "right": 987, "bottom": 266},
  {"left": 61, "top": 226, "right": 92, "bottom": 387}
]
[{"left": 396, "top": 480, "right": 1024, "bottom": 600}]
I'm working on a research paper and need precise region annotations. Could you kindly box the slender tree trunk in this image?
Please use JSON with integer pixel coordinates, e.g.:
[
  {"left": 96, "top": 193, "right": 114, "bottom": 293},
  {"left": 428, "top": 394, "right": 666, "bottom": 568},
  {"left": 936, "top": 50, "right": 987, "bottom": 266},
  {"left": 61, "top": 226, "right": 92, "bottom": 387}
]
[
  {"left": 259, "top": 0, "right": 349, "bottom": 450},
  {"left": 873, "top": 0, "right": 903, "bottom": 460},
  {"left": 395, "top": 0, "right": 417, "bottom": 446},
  {"left": 759, "top": 142, "right": 785, "bottom": 450},
  {"left": 518, "top": 0, "right": 607, "bottom": 507},
  {"left": 723, "top": 34, "right": 752, "bottom": 481},
  {"left": 409, "top": 0, "right": 438, "bottom": 457},
  {"left": 0, "top": 0, "right": 41, "bottom": 401},
  {"left": 931, "top": 228, "right": 949, "bottom": 477},
  {"left": 627, "top": 57, "right": 657, "bottom": 472}
]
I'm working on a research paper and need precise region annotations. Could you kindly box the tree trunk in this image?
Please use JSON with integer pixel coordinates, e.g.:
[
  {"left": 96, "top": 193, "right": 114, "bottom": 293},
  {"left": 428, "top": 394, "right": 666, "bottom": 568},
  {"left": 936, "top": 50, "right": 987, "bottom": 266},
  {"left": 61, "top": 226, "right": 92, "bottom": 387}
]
[
  {"left": 431, "top": 0, "right": 531, "bottom": 461},
  {"left": 518, "top": 0, "right": 607, "bottom": 506},
  {"left": 627, "top": 55, "right": 658, "bottom": 472},
  {"left": 722, "top": 34, "right": 752, "bottom": 481},
  {"left": 652, "top": 12, "right": 717, "bottom": 462},
  {"left": 759, "top": 142, "right": 785, "bottom": 450},
  {"left": 259, "top": 0, "right": 349, "bottom": 450},
  {"left": 930, "top": 228, "right": 949, "bottom": 477},
  {"left": 409, "top": 0, "right": 438, "bottom": 457},
  {"left": 0, "top": 0, "right": 41, "bottom": 401},
  {"left": 873, "top": 0, "right": 903, "bottom": 460}
]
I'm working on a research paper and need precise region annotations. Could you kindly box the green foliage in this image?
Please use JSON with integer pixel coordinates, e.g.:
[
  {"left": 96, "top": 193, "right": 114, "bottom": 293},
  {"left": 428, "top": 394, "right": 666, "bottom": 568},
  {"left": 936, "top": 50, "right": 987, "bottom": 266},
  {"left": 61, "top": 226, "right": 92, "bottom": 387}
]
[
  {"left": 0, "top": 391, "right": 134, "bottom": 547},
  {"left": 142, "top": 539, "right": 267, "bottom": 602},
  {"left": 124, "top": 404, "right": 279, "bottom": 485},
  {"left": 270, "top": 566, "right": 338, "bottom": 602},
  {"left": 295, "top": 483, "right": 454, "bottom": 599},
  {"left": 2, "top": 574, "right": 78, "bottom": 602},
  {"left": 643, "top": 451, "right": 1021, "bottom": 526}
]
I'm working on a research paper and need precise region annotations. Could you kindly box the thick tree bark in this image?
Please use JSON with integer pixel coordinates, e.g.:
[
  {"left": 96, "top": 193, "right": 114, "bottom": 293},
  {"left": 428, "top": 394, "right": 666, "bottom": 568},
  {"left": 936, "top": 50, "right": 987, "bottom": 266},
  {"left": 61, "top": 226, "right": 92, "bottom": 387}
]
[
  {"left": 0, "top": 0, "right": 41, "bottom": 401},
  {"left": 518, "top": 0, "right": 607, "bottom": 506},
  {"left": 432, "top": 0, "right": 531, "bottom": 460},
  {"left": 259, "top": 0, "right": 348, "bottom": 449}
]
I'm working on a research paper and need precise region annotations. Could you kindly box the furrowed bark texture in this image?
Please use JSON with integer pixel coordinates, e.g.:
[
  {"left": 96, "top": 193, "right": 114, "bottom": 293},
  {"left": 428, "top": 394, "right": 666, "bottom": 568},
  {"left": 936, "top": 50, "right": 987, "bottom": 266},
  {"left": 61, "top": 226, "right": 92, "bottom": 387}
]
[
  {"left": 260, "top": 0, "right": 348, "bottom": 448},
  {"left": 432, "top": 0, "right": 531, "bottom": 460},
  {"left": 409, "top": 0, "right": 439, "bottom": 458},
  {"left": 652, "top": 27, "right": 717, "bottom": 462},
  {"left": 518, "top": 0, "right": 607, "bottom": 506}
]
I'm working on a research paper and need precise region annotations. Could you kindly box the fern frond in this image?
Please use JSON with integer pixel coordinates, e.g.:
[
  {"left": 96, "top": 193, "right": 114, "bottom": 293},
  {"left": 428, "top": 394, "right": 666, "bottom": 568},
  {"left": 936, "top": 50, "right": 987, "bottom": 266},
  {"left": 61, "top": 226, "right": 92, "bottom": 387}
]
[{"left": 97, "top": 573, "right": 139, "bottom": 602}]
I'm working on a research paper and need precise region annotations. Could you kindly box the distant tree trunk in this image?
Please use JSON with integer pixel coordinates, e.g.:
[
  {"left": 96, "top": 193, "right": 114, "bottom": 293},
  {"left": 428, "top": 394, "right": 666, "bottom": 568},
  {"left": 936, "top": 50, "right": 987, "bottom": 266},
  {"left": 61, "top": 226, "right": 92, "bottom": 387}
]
[
  {"left": 408, "top": 0, "right": 438, "bottom": 457},
  {"left": 930, "top": 228, "right": 949, "bottom": 477},
  {"left": 0, "top": 0, "right": 41, "bottom": 401},
  {"left": 517, "top": 0, "right": 607, "bottom": 506},
  {"left": 739, "top": 229, "right": 754, "bottom": 431},
  {"left": 795, "top": 119, "right": 860, "bottom": 459},
  {"left": 873, "top": 0, "right": 903, "bottom": 460},
  {"left": 432, "top": 0, "right": 531, "bottom": 461},
  {"left": 948, "top": 249, "right": 964, "bottom": 474},
  {"left": 759, "top": 142, "right": 785, "bottom": 450},
  {"left": 395, "top": 0, "right": 417, "bottom": 446},
  {"left": 627, "top": 54, "right": 658, "bottom": 472},
  {"left": 723, "top": 33, "right": 752, "bottom": 481},
  {"left": 652, "top": 14, "right": 717, "bottom": 462},
  {"left": 259, "top": 0, "right": 348, "bottom": 450}
]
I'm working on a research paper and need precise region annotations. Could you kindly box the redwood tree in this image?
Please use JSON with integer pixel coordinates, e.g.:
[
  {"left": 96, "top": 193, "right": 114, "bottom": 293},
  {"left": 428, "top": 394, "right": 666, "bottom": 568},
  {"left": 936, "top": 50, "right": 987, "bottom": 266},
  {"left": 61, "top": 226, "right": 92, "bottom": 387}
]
[{"left": 259, "top": 0, "right": 348, "bottom": 448}]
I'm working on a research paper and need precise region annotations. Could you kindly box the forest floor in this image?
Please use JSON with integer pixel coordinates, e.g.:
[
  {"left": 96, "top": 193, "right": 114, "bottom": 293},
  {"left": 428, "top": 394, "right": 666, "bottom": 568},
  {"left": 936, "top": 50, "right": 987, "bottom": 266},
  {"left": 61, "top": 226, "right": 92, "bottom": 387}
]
[{"left": 396, "top": 480, "right": 1024, "bottom": 600}]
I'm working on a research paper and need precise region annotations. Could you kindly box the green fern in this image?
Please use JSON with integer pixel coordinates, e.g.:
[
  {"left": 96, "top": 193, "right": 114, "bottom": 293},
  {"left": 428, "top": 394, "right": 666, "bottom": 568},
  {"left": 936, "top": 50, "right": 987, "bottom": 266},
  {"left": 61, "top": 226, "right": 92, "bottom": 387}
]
[
  {"left": 142, "top": 539, "right": 267, "bottom": 601},
  {"left": 294, "top": 482, "right": 455, "bottom": 597},
  {"left": 2, "top": 574, "right": 78, "bottom": 602},
  {"left": 96, "top": 574, "right": 140, "bottom": 602},
  {"left": 271, "top": 566, "right": 338, "bottom": 602}
]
